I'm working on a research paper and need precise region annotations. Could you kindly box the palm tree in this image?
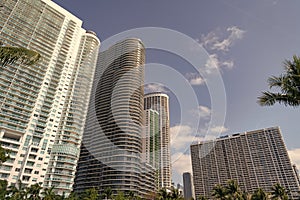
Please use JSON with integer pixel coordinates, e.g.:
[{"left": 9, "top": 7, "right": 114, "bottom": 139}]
[
  {"left": 0, "top": 146, "right": 10, "bottom": 166},
  {"left": 114, "top": 192, "right": 127, "bottom": 200},
  {"left": 27, "top": 183, "right": 42, "bottom": 200},
  {"left": 41, "top": 186, "right": 58, "bottom": 200},
  {"left": 225, "top": 180, "right": 241, "bottom": 199},
  {"left": 251, "top": 188, "right": 268, "bottom": 200},
  {"left": 197, "top": 195, "right": 208, "bottom": 200},
  {"left": 156, "top": 188, "right": 171, "bottom": 200},
  {"left": 102, "top": 187, "right": 113, "bottom": 200},
  {"left": 0, "top": 179, "right": 8, "bottom": 200},
  {"left": 82, "top": 188, "right": 99, "bottom": 200},
  {"left": 65, "top": 191, "right": 79, "bottom": 200},
  {"left": 271, "top": 183, "right": 288, "bottom": 200},
  {"left": 258, "top": 55, "right": 300, "bottom": 107},
  {"left": 0, "top": 42, "right": 41, "bottom": 66},
  {"left": 212, "top": 184, "right": 227, "bottom": 200},
  {"left": 169, "top": 187, "right": 184, "bottom": 200},
  {"left": 241, "top": 191, "right": 251, "bottom": 200},
  {"left": 126, "top": 191, "right": 138, "bottom": 200},
  {"left": 7, "top": 180, "right": 26, "bottom": 200}
]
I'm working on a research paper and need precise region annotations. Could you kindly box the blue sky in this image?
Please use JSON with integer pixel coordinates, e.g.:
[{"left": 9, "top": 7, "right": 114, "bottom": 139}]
[{"left": 52, "top": 0, "right": 300, "bottom": 185}]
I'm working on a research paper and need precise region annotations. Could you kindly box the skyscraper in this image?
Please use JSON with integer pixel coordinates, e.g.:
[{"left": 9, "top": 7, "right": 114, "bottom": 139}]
[
  {"left": 183, "top": 172, "right": 195, "bottom": 200},
  {"left": 191, "top": 127, "right": 300, "bottom": 199},
  {"left": 74, "top": 38, "right": 155, "bottom": 197},
  {"left": 144, "top": 92, "right": 171, "bottom": 188},
  {"left": 0, "top": 0, "right": 100, "bottom": 195}
]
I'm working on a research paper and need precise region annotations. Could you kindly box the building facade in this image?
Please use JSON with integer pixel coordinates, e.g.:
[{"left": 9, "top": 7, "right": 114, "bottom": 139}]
[
  {"left": 74, "top": 38, "right": 155, "bottom": 197},
  {"left": 142, "top": 109, "right": 160, "bottom": 189},
  {"left": 0, "top": 0, "right": 100, "bottom": 195},
  {"left": 142, "top": 110, "right": 159, "bottom": 167},
  {"left": 183, "top": 172, "right": 194, "bottom": 200},
  {"left": 144, "top": 92, "right": 171, "bottom": 188},
  {"left": 191, "top": 127, "right": 300, "bottom": 199}
]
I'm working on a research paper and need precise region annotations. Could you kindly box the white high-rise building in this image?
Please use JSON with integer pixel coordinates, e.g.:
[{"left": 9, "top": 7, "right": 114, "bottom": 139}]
[
  {"left": 0, "top": 0, "right": 100, "bottom": 195},
  {"left": 144, "top": 92, "right": 171, "bottom": 188}
]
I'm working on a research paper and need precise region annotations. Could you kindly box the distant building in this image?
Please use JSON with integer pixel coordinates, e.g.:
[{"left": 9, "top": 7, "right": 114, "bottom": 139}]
[
  {"left": 0, "top": 0, "right": 99, "bottom": 195},
  {"left": 191, "top": 127, "right": 300, "bottom": 199},
  {"left": 144, "top": 92, "right": 171, "bottom": 188},
  {"left": 183, "top": 172, "right": 195, "bottom": 200}
]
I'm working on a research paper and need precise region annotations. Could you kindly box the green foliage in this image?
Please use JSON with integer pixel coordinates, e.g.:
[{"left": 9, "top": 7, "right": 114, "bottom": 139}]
[
  {"left": 0, "top": 179, "right": 8, "bottom": 199},
  {"left": 212, "top": 184, "right": 228, "bottom": 200},
  {"left": 258, "top": 55, "right": 300, "bottom": 107},
  {"left": 0, "top": 180, "right": 293, "bottom": 200},
  {"left": 102, "top": 187, "right": 113, "bottom": 200},
  {"left": 0, "top": 145, "right": 10, "bottom": 166},
  {"left": 0, "top": 45, "right": 41, "bottom": 66},
  {"left": 197, "top": 195, "right": 208, "bottom": 200},
  {"left": 42, "top": 186, "right": 60, "bottom": 200},
  {"left": 155, "top": 187, "right": 184, "bottom": 200},
  {"left": 251, "top": 188, "right": 268, "bottom": 200},
  {"left": 82, "top": 188, "right": 99, "bottom": 200},
  {"left": 271, "top": 183, "right": 288, "bottom": 200}
]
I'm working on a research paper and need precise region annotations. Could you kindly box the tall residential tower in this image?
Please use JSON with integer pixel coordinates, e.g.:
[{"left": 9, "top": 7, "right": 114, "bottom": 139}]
[
  {"left": 0, "top": 0, "right": 100, "bottom": 195},
  {"left": 74, "top": 38, "right": 155, "bottom": 197},
  {"left": 191, "top": 127, "right": 300, "bottom": 199},
  {"left": 144, "top": 92, "right": 171, "bottom": 188}
]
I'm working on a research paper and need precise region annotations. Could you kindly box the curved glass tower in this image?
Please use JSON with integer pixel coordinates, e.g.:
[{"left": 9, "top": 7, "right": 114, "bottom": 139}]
[{"left": 74, "top": 38, "right": 146, "bottom": 195}]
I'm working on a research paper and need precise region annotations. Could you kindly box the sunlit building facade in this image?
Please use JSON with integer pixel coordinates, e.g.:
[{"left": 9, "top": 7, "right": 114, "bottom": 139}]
[
  {"left": 191, "top": 127, "right": 300, "bottom": 199},
  {"left": 144, "top": 92, "right": 171, "bottom": 188},
  {"left": 0, "top": 0, "right": 99, "bottom": 195}
]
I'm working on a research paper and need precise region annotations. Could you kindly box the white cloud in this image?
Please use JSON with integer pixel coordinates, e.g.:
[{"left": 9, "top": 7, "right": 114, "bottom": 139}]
[
  {"left": 170, "top": 125, "right": 196, "bottom": 151},
  {"left": 190, "top": 105, "right": 211, "bottom": 119},
  {"left": 185, "top": 73, "right": 205, "bottom": 85},
  {"left": 222, "top": 60, "right": 234, "bottom": 69},
  {"left": 204, "top": 54, "right": 235, "bottom": 73},
  {"left": 198, "top": 105, "right": 211, "bottom": 118},
  {"left": 210, "top": 125, "right": 229, "bottom": 134},
  {"left": 288, "top": 148, "right": 300, "bottom": 172},
  {"left": 170, "top": 122, "right": 228, "bottom": 152},
  {"left": 201, "top": 26, "right": 246, "bottom": 52},
  {"left": 190, "top": 77, "right": 205, "bottom": 85},
  {"left": 196, "top": 26, "right": 245, "bottom": 74},
  {"left": 144, "top": 83, "right": 168, "bottom": 93},
  {"left": 172, "top": 152, "right": 192, "bottom": 177}
]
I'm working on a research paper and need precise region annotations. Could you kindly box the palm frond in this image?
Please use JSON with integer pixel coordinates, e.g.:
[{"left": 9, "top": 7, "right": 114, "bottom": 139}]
[
  {"left": 258, "top": 92, "right": 299, "bottom": 107},
  {"left": 0, "top": 46, "right": 41, "bottom": 66},
  {"left": 267, "top": 75, "right": 287, "bottom": 89}
]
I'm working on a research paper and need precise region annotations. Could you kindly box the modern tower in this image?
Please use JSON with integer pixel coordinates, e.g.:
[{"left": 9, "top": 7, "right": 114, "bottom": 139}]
[
  {"left": 190, "top": 127, "right": 300, "bottom": 199},
  {"left": 0, "top": 0, "right": 100, "bottom": 195},
  {"left": 144, "top": 92, "right": 171, "bottom": 188},
  {"left": 142, "top": 109, "right": 160, "bottom": 189},
  {"left": 74, "top": 38, "right": 155, "bottom": 197},
  {"left": 183, "top": 172, "right": 195, "bottom": 200},
  {"left": 142, "top": 109, "right": 159, "bottom": 168}
]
